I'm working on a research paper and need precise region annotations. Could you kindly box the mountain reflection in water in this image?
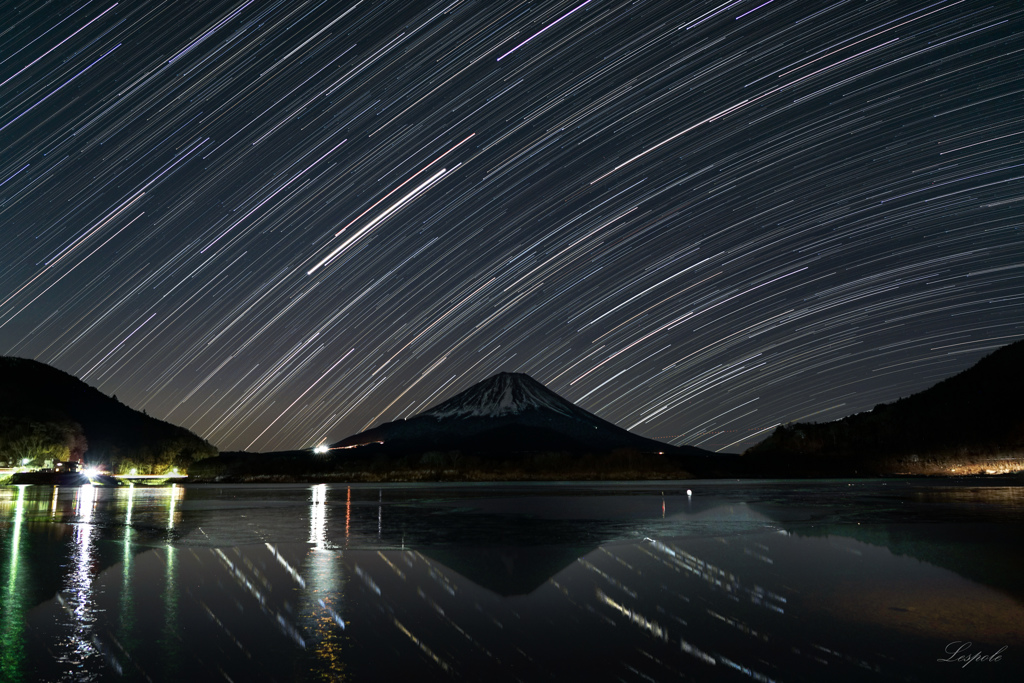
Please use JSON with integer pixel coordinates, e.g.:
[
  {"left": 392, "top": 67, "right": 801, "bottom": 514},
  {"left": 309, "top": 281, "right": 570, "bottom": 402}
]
[{"left": 0, "top": 480, "right": 1022, "bottom": 681}]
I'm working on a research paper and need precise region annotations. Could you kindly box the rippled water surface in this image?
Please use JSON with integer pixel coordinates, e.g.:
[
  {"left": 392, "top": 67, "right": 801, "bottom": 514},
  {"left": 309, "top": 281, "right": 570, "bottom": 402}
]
[{"left": 1, "top": 479, "right": 1022, "bottom": 681}]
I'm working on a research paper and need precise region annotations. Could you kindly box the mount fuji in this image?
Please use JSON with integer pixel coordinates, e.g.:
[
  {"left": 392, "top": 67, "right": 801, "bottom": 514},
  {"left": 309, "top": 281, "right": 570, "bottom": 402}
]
[{"left": 331, "top": 372, "right": 712, "bottom": 457}]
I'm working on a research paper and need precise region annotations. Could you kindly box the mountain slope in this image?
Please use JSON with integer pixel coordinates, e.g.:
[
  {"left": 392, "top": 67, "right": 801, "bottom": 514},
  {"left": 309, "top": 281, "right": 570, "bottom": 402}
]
[
  {"left": 743, "top": 339, "right": 1024, "bottom": 474},
  {"left": 333, "top": 372, "right": 710, "bottom": 457},
  {"left": 0, "top": 356, "right": 217, "bottom": 473},
  {"left": 419, "top": 372, "right": 589, "bottom": 420}
]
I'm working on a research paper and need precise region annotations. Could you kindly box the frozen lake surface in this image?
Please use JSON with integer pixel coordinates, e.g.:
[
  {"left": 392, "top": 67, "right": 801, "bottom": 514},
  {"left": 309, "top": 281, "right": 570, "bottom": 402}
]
[{"left": 1, "top": 478, "right": 1022, "bottom": 681}]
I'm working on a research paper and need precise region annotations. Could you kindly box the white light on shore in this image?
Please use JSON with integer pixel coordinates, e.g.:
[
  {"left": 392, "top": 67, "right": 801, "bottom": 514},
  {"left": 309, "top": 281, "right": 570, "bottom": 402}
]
[{"left": 313, "top": 444, "right": 330, "bottom": 454}]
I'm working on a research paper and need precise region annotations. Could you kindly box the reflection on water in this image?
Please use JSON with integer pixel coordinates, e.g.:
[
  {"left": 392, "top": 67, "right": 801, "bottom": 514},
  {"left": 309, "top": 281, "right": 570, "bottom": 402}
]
[
  {"left": 1, "top": 486, "right": 26, "bottom": 680},
  {"left": 913, "top": 484, "right": 1024, "bottom": 509},
  {"left": 54, "top": 484, "right": 101, "bottom": 676},
  {"left": 301, "top": 483, "right": 348, "bottom": 680},
  {"left": 117, "top": 485, "right": 135, "bottom": 676},
  {"left": 0, "top": 479, "right": 1022, "bottom": 681}
]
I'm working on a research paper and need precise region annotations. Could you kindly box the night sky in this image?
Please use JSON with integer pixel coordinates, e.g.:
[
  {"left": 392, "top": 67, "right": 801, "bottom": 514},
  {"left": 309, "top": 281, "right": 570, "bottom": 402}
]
[{"left": 1, "top": 0, "right": 1021, "bottom": 453}]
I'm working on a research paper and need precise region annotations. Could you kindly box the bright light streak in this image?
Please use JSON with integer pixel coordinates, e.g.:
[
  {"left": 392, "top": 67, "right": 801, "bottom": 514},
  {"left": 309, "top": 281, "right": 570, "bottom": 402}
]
[
  {"left": 310, "top": 484, "right": 327, "bottom": 549},
  {"left": 70, "top": 483, "right": 97, "bottom": 658},
  {"left": 313, "top": 444, "right": 330, "bottom": 454},
  {"left": 6, "top": 486, "right": 25, "bottom": 608},
  {"left": 167, "top": 0, "right": 256, "bottom": 64},
  {"left": 332, "top": 134, "right": 473, "bottom": 238},
  {"left": 736, "top": 0, "right": 775, "bottom": 21},
  {"left": 497, "top": 0, "right": 593, "bottom": 61},
  {"left": 167, "top": 483, "right": 180, "bottom": 530},
  {"left": 308, "top": 168, "right": 449, "bottom": 274}
]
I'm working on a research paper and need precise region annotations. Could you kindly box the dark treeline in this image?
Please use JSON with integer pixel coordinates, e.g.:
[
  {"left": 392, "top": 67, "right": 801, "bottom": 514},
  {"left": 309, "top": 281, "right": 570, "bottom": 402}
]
[
  {"left": 742, "top": 340, "right": 1024, "bottom": 476},
  {"left": 0, "top": 357, "right": 216, "bottom": 474},
  {"left": 189, "top": 446, "right": 714, "bottom": 482}
]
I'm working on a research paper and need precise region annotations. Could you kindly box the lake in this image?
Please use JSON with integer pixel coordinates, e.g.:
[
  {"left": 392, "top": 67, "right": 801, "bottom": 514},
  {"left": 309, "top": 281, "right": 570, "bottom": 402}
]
[{"left": 1, "top": 479, "right": 1022, "bottom": 681}]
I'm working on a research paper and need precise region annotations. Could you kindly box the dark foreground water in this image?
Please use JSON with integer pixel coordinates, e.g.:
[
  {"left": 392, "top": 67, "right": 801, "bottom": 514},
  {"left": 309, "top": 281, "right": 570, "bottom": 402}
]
[{"left": 1, "top": 479, "right": 1022, "bottom": 682}]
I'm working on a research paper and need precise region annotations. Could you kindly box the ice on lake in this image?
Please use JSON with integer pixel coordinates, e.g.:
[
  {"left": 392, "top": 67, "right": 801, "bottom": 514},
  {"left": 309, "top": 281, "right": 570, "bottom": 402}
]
[{"left": 1, "top": 479, "right": 1022, "bottom": 681}]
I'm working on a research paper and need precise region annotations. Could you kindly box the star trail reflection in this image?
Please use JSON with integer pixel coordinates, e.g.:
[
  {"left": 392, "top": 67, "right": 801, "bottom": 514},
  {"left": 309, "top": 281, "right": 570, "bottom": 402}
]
[
  {"left": 0, "top": 0, "right": 1019, "bottom": 452},
  {"left": 0, "top": 481, "right": 1022, "bottom": 681}
]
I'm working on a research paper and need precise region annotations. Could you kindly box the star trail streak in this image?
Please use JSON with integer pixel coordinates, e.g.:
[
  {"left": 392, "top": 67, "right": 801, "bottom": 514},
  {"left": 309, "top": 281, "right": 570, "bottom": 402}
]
[{"left": 1, "top": 0, "right": 1021, "bottom": 452}]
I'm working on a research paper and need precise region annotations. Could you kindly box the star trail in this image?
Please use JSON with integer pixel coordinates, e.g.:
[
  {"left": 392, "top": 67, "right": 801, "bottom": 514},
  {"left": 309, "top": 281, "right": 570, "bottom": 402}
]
[{"left": 1, "top": 0, "right": 1021, "bottom": 452}]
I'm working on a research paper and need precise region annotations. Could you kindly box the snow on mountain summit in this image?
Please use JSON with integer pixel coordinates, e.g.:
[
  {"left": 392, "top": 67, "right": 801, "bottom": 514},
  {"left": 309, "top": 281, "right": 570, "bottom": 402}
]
[
  {"left": 420, "top": 372, "right": 581, "bottom": 420},
  {"left": 331, "top": 370, "right": 685, "bottom": 455}
]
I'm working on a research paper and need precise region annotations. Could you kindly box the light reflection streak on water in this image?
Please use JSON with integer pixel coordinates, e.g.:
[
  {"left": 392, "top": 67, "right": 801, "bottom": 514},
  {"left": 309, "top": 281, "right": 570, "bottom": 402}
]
[
  {"left": 5, "top": 481, "right": 1017, "bottom": 680},
  {"left": 118, "top": 486, "right": 136, "bottom": 652},
  {"left": 596, "top": 542, "right": 783, "bottom": 681},
  {"left": 303, "top": 484, "right": 347, "bottom": 679},
  {"left": 595, "top": 588, "right": 667, "bottom": 641},
  {"left": 1, "top": 486, "right": 27, "bottom": 681},
  {"left": 161, "top": 485, "right": 183, "bottom": 676},
  {"left": 267, "top": 542, "right": 306, "bottom": 587},
  {"left": 210, "top": 546, "right": 307, "bottom": 650},
  {"left": 55, "top": 483, "right": 100, "bottom": 675},
  {"left": 393, "top": 617, "right": 451, "bottom": 673},
  {"left": 167, "top": 483, "right": 183, "bottom": 530},
  {"left": 310, "top": 484, "right": 327, "bottom": 549}
]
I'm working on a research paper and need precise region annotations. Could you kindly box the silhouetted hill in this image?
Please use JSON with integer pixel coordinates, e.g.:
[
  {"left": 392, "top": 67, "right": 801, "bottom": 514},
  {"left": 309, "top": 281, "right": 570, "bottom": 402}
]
[
  {"left": 744, "top": 340, "right": 1024, "bottom": 475},
  {"left": 0, "top": 356, "right": 216, "bottom": 473}
]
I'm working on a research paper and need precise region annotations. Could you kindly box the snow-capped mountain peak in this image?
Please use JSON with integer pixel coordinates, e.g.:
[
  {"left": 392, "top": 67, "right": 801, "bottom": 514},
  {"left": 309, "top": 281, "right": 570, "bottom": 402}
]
[
  {"left": 420, "top": 372, "right": 580, "bottom": 420},
  {"left": 331, "top": 371, "right": 683, "bottom": 455}
]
